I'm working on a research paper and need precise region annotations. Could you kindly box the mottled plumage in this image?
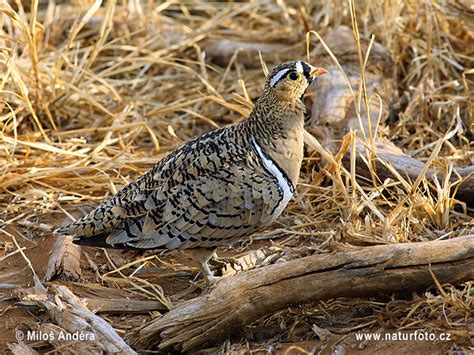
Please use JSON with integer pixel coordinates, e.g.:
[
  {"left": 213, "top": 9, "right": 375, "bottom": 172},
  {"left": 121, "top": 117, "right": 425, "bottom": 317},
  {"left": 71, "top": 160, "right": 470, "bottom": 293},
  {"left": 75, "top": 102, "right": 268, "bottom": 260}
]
[{"left": 56, "top": 60, "right": 327, "bottom": 280}]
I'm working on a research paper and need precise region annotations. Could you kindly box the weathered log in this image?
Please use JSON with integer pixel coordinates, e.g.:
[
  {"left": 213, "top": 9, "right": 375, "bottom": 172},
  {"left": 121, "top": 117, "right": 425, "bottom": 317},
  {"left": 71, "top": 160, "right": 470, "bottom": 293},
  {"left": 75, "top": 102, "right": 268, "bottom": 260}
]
[
  {"left": 73, "top": 283, "right": 168, "bottom": 314},
  {"left": 16, "top": 280, "right": 136, "bottom": 354},
  {"left": 128, "top": 237, "right": 474, "bottom": 351},
  {"left": 7, "top": 341, "right": 38, "bottom": 355},
  {"left": 44, "top": 235, "right": 82, "bottom": 281},
  {"left": 25, "top": 323, "right": 104, "bottom": 354}
]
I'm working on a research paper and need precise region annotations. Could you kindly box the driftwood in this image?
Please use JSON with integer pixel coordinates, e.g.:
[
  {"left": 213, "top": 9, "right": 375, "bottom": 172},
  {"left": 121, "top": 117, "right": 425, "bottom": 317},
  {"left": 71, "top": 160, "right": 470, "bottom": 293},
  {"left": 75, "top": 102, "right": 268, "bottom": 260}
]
[
  {"left": 128, "top": 237, "right": 474, "bottom": 351},
  {"left": 44, "top": 235, "right": 82, "bottom": 281},
  {"left": 84, "top": 297, "right": 164, "bottom": 315},
  {"left": 24, "top": 323, "right": 104, "bottom": 354},
  {"left": 7, "top": 341, "right": 38, "bottom": 355},
  {"left": 16, "top": 279, "right": 136, "bottom": 354},
  {"left": 73, "top": 283, "right": 168, "bottom": 314},
  {"left": 308, "top": 26, "right": 474, "bottom": 206}
]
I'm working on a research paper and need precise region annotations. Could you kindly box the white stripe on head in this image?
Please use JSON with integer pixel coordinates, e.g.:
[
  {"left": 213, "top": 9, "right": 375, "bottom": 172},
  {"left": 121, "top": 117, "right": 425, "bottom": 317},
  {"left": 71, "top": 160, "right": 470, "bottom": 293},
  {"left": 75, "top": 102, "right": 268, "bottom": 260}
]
[
  {"left": 295, "top": 61, "right": 303, "bottom": 73},
  {"left": 270, "top": 68, "right": 290, "bottom": 88}
]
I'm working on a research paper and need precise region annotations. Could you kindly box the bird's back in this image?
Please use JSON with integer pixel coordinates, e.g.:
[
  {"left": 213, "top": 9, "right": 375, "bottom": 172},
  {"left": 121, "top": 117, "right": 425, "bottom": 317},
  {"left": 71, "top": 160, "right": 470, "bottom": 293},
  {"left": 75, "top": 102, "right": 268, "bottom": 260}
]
[{"left": 57, "top": 122, "right": 291, "bottom": 251}]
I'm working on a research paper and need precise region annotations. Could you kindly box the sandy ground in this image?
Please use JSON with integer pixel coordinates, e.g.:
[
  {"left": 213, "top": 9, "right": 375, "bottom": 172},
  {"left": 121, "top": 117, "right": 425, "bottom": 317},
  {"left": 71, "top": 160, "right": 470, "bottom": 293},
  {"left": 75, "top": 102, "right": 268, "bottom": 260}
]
[{"left": 1, "top": 220, "right": 470, "bottom": 354}]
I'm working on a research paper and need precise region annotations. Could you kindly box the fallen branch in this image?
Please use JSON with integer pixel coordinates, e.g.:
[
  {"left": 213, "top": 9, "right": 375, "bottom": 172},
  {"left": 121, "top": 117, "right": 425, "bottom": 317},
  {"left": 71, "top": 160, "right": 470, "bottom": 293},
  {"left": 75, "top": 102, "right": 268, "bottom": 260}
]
[
  {"left": 44, "top": 235, "right": 82, "bottom": 281},
  {"left": 73, "top": 283, "right": 168, "bottom": 314},
  {"left": 7, "top": 341, "right": 38, "bottom": 355},
  {"left": 128, "top": 237, "right": 474, "bottom": 351},
  {"left": 16, "top": 281, "right": 136, "bottom": 354},
  {"left": 348, "top": 139, "right": 474, "bottom": 205},
  {"left": 307, "top": 26, "right": 474, "bottom": 206}
]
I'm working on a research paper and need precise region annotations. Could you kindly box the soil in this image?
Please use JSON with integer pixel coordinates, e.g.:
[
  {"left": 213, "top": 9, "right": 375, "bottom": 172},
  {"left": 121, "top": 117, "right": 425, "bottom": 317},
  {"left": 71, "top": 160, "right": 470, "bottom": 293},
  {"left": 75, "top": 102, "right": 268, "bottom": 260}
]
[{"left": 0, "top": 221, "right": 470, "bottom": 354}]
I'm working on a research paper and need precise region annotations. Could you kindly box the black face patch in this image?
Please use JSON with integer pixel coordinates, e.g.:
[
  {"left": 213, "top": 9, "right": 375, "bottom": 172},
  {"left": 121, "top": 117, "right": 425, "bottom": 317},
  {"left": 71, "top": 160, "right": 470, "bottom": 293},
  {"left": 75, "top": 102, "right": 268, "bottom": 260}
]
[{"left": 301, "top": 61, "right": 312, "bottom": 80}]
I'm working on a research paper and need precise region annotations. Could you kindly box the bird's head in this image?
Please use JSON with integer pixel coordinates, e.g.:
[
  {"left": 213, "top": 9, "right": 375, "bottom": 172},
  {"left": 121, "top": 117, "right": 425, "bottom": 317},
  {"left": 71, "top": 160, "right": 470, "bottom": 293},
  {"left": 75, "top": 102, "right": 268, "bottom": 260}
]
[{"left": 265, "top": 60, "right": 328, "bottom": 102}]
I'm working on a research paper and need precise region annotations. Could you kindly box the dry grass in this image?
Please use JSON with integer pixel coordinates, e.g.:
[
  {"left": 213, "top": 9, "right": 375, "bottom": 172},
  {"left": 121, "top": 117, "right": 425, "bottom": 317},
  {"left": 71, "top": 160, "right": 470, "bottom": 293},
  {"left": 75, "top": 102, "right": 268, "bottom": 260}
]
[{"left": 0, "top": 0, "right": 473, "bottom": 352}]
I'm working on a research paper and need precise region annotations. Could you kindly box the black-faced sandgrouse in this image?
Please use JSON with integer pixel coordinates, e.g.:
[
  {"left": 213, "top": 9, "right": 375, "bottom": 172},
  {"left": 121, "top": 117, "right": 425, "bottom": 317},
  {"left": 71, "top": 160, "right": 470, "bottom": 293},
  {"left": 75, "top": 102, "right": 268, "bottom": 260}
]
[{"left": 56, "top": 60, "right": 328, "bottom": 281}]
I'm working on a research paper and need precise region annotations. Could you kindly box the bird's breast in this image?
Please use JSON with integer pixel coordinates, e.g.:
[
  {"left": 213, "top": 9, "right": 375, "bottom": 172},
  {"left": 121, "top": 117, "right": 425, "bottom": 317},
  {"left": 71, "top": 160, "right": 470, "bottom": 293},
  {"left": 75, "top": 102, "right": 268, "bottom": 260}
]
[{"left": 266, "top": 126, "right": 305, "bottom": 187}]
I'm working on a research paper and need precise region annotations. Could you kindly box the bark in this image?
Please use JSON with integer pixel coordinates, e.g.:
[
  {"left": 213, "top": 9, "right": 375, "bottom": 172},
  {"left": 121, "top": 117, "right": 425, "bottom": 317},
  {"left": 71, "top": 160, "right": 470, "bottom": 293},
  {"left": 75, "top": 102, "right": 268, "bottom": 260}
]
[
  {"left": 7, "top": 341, "right": 38, "bottom": 355},
  {"left": 16, "top": 280, "right": 136, "bottom": 354},
  {"left": 44, "top": 235, "right": 82, "bottom": 281},
  {"left": 128, "top": 237, "right": 474, "bottom": 351}
]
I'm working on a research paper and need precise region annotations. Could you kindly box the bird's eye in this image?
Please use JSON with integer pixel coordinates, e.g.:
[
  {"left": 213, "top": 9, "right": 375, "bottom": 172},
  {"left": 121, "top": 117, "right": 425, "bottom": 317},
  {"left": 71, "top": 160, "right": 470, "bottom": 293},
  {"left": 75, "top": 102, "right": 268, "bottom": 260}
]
[{"left": 288, "top": 72, "right": 299, "bottom": 81}]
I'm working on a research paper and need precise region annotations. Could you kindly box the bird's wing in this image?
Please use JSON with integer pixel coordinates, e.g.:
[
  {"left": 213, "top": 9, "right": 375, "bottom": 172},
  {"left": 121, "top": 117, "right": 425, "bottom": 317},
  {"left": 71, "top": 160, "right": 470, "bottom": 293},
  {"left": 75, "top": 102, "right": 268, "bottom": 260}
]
[
  {"left": 58, "top": 126, "right": 286, "bottom": 249},
  {"left": 55, "top": 141, "right": 191, "bottom": 237},
  {"left": 56, "top": 127, "right": 240, "bottom": 237},
  {"left": 102, "top": 163, "right": 283, "bottom": 250}
]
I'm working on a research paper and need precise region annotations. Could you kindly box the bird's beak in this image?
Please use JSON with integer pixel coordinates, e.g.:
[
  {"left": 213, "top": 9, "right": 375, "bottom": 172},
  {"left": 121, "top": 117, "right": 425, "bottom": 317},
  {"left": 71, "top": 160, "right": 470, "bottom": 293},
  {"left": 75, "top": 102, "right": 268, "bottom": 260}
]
[{"left": 310, "top": 67, "right": 329, "bottom": 77}]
